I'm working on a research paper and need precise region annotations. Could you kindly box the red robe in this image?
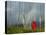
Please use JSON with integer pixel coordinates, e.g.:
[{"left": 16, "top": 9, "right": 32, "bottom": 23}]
[{"left": 32, "top": 21, "right": 37, "bottom": 32}]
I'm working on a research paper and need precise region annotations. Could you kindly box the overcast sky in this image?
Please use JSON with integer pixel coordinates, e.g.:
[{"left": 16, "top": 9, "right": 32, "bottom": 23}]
[{"left": 7, "top": 1, "right": 44, "bottom": 25}]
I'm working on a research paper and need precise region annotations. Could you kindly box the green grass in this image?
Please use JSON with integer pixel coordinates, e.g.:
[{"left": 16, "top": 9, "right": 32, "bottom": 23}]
[{"left": 7, "top": 26, "right": 44, "bottom": 34}]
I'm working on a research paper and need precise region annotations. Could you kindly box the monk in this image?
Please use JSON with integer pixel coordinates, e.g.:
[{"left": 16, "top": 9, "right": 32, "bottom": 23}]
[{"left": 31, "top": 16, "right": 37, "bottom": 32}]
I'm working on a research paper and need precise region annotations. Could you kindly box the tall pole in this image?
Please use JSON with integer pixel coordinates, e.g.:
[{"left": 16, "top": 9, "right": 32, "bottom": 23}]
[
  {"left": 23, "top": 2, "right": 25, "bottom": 28},
  {"left": 17, "top": 2, "right": 20, "bottom": 27}
]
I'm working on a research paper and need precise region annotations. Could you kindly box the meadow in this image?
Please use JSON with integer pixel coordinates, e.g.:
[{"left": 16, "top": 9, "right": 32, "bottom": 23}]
[{"left": 7, "top": 23, "right": 44, "bottom": 34}]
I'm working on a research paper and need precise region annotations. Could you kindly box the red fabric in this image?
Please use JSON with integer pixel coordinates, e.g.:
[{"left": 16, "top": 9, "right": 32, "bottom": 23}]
[{"left": 32, "top": 21, "right": 37, "bottom": 31}]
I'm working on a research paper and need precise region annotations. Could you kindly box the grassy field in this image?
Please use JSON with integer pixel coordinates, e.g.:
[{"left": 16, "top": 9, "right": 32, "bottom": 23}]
[{"left": 7, "top": 25, "right": 44, "bottom": 34}]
